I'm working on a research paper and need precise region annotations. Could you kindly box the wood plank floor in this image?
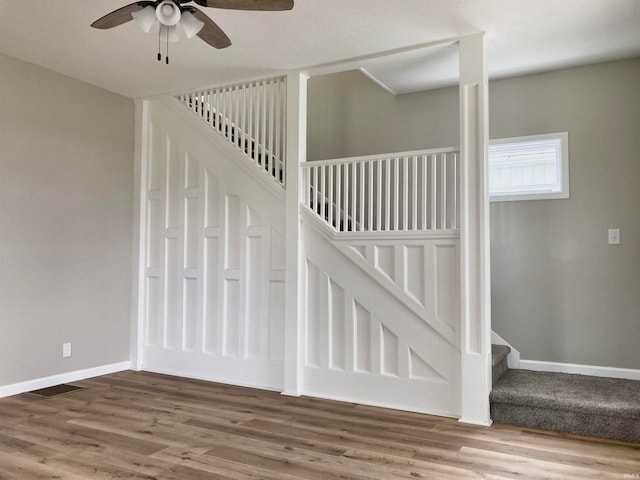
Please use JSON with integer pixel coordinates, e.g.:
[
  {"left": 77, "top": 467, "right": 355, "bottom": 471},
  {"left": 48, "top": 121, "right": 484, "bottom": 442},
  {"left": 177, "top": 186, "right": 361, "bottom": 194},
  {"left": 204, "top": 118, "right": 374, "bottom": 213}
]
[{"left": 0, "top": 371, "right": 638, "bottom": 479}]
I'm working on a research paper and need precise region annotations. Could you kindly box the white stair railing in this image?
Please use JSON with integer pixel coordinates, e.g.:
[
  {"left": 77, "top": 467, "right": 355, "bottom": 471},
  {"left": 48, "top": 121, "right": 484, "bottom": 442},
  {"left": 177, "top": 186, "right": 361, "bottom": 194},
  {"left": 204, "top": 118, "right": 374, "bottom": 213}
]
[
  {"left": 301, "top": 148, "right": 459, "bottom": 233},
  {"left": 177, "top": 76, "right": 287, "bottom": 187}
]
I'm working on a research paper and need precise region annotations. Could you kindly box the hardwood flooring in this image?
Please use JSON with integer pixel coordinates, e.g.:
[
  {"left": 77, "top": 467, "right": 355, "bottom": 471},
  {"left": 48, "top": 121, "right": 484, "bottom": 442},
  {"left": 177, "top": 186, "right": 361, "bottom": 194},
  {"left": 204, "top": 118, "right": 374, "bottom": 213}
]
[{"left": 0, "top": 371, "right": 638, "bottom": 479}]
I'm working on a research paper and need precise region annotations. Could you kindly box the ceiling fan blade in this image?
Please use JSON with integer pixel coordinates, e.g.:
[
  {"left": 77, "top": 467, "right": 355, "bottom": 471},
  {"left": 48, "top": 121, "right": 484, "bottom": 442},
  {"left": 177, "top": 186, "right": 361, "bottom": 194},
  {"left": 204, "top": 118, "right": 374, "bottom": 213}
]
[
  {"left": 91, "top": 1, "right": 155, "bottom": 29},
  {"left": 186, "top": 8, "right": 232, "bottom": 49},
  {"left": 193, "top": 0, "right": 293, "bottom": 11}
]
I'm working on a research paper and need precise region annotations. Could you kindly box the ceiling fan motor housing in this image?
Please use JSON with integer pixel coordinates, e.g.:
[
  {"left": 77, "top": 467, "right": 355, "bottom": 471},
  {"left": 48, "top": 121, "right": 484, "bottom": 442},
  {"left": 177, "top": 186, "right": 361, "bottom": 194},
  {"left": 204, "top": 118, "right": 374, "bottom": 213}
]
[{"left": 156, "top": 1, "right": 182, "bottom": 26}]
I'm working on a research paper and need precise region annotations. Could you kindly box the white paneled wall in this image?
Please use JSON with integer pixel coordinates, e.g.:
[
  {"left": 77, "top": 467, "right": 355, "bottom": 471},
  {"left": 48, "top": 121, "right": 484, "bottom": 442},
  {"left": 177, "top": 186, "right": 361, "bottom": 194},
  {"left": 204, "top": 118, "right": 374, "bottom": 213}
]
[
  {"left": 303, "top": 220, "right": 461, "bottom": 417},
  {"left": 141, "top": 100, "right": 286, "bottom": 389},
  {"left": 142, "top": 91, "right": 465, "bottom": 417}
]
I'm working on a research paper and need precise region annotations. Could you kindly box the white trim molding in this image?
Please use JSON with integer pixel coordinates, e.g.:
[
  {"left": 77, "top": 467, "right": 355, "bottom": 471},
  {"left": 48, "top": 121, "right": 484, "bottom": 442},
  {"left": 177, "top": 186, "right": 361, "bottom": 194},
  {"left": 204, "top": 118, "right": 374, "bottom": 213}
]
[
  {"left": 458, "top": 33, "right": 492, "bottom": 426},
  {"left": 519, "top": 359, "right": 640, "bottom": 381},
  {"left": 0, "top": 361, "right": 132, "bottom": 398}
]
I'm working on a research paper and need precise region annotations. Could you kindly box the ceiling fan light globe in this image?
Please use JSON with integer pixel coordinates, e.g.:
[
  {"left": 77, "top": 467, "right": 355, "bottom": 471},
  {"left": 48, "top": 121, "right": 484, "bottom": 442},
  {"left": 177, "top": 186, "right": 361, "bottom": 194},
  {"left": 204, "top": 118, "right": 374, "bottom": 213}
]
[
  {"left": 156, "top": 0, "right": 181, "bottom": 26},
  {"left": 180, "top": 11, "right": 205, "bottom": 38},
  {"left": 131, "top": 5, "right": 157, "bottom": 33}
]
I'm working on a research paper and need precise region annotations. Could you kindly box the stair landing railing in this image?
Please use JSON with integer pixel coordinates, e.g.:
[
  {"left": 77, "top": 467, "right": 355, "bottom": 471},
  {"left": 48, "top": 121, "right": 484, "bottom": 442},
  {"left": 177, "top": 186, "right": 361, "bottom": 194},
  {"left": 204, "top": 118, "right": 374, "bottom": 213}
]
[
  {"left": 177, "top": 76, "right": 287, "bottom": 187},
  {"left": 301, "top": 148, "right": 459, "bottom": 234}
]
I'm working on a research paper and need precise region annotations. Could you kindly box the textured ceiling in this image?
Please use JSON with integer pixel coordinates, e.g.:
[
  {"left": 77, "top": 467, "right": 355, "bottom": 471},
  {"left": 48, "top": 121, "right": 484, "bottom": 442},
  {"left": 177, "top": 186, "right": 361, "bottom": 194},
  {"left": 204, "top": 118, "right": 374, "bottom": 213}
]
[{"left": 0, "top": 0, "right": 639, "bottom": 98}]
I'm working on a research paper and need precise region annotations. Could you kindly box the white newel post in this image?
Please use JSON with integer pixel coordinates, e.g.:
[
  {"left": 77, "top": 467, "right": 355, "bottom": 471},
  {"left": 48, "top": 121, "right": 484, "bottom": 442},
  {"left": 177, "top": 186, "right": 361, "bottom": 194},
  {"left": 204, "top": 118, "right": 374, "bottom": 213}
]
[
  {"left": 458, "top": 34, "right": 492, "bottom": 425},
  {"left": 283, "top": 72, "right": 308, "bottom": 396},
  {"left": 131, "top": 99, "right": 149, "bottom": 371}
]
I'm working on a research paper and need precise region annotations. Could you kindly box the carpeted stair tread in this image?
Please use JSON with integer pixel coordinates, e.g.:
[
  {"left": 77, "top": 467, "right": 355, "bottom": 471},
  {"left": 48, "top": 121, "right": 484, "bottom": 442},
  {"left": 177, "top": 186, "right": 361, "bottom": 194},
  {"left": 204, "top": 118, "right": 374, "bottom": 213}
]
[
  {"left": 491, "top": 369, "right": 640, "bottom": 420},
  {"left": 491, "top": 369, "right": 640, "bottom": 442}
]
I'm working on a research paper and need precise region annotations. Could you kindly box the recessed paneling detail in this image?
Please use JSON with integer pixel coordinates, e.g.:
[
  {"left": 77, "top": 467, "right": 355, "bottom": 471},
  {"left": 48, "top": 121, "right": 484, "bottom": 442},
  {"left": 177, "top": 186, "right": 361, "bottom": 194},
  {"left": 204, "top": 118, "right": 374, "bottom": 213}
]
[
  {"left": 145, "top": 277, "right": 163, "bottom": 348},
  {"left": 184, "top": 153, "right": 199, "bottom": 189},
  {"left": 435, "top": 245, "right": 459, "bottom": 331},
  {"left": 183, "top": 278, "right": 198, "bottom": 352},
  {"left": 382, "top": 326, "right": 399, "bottom": 377},
  {"left": 410, "top": 349, "right": 444, "bottom": 381},
  {"left": 268, "top": 280, "right": 285, "bottom": 361},
  {"left": 305, "top": 260, "right": 322, "bottom": 368},
  {"left": 246, "top": 236, "right": 262, "bottom": 359},
  {"left": 204, "top": 170, "right": 219, "bottom": 229},
  {"left": 164, "top": 237, "right": 181, "bottom": 350},
  {"left": 142, "top": 109, "right": 285, "bottom": 390},
  {"left": 147, "top": 199, "right": 164, "bottom": 268},
  {"left": 350, "top": 245, "right": 366, "bottom": 258},
  {"left": 354, "top": 301, "right": 372, "bottom": 374},
  {"left": 223, "top": 279, "right": 240, "bottom": 357},
  {"left": 225, "top": 195, "right": 241, "bottom": 270},
  {"left": 329, "top": 279, "right": 345, "bottom": 371},
  {"left": 303, "top": 227, "right": 461, "bottom": 416},
  {"left": 270, "top": 228, "right": 285, "bottom": 270},
  {"left": 184, "top": 196, "right": 199, "bottom": 269},
  {"left": 203, "top": 237, "right": 220, "bottom": 355},
  {"left": 374, "top": 245, "right": 395, "bottom": 281},
  {"left": 247, "top": 206, "right": 262, "bottom": 228},
  {"left": 148, "top": 122, "right": 163, "bottom": 191},
  {"left": 166, "top": 138, "right": 182, "bottom": 230},
  {"left": 404, "top": 245, "right": 425, "bottom": 306}
]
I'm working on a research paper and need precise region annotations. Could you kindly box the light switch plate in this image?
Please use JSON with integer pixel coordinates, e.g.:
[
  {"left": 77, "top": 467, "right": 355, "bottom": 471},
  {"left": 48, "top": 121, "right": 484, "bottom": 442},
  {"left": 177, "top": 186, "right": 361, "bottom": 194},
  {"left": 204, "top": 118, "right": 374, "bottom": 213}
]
[{"left": 608, "top": 228, "right": 620, "bottom": 245}]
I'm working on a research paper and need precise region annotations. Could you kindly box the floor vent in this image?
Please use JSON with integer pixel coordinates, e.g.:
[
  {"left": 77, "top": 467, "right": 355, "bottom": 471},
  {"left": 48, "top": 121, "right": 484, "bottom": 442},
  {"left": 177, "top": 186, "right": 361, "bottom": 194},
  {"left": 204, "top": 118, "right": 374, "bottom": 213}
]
[{"left": 26, "top": 384, "right": 84, "bottom": 397}]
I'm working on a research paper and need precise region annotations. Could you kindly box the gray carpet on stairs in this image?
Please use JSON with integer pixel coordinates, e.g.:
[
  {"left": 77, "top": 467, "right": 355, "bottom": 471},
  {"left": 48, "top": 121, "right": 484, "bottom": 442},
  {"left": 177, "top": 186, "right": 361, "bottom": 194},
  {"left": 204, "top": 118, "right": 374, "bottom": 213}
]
[
  {"left": 491, "top": 369, "right": 640, "bottom": 443},
  {"left": 491, "top": 345, "right": 510, "bottom": 387}
]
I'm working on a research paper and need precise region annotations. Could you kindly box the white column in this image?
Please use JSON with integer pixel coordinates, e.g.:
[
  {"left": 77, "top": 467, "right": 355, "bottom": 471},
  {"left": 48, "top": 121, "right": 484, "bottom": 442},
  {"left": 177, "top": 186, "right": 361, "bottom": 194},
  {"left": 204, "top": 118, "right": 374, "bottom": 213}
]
[
  {"left": 130, "top": 99, "right": 149, "bottom": 371},
  {"left": 283, "top": 72, "right": 308, "bottom": 396},
  {"left": 458, "top": 34, "right": 492, "bottom": 425}
]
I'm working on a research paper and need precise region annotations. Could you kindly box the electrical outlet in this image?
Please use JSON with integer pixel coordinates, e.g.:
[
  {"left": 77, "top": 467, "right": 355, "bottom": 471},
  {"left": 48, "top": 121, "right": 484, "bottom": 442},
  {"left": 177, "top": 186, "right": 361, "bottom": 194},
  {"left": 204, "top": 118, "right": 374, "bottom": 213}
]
[
  {"left": 608, "top": 228, "right": 620, "bottom": 245},
  {"left": 62, "top": 342, "right": 72, "bottom": 358}
]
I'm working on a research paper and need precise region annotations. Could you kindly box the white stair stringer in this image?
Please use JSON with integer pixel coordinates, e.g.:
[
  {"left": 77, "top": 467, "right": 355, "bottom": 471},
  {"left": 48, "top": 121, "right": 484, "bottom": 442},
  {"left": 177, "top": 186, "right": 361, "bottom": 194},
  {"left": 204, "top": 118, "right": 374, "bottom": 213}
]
[
  {"left": 303, "top": 217, "right": 462, "bottom": 417},
  {"left": 139, "top": 97, "right": 287, "bottom": 390}
]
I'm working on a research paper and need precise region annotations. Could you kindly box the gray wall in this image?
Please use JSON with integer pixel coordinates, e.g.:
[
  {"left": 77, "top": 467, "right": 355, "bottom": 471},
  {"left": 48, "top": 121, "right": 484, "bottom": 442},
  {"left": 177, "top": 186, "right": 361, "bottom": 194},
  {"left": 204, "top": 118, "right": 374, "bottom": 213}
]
[
  {"left": 0, "top": 53, "right": 135, "bottom": 386},
  {"left": 307, "top": 57, "right": 640, "bottom": 369},
  {"left": 308, "top": 70, "right": 458, "bottom": 161}
]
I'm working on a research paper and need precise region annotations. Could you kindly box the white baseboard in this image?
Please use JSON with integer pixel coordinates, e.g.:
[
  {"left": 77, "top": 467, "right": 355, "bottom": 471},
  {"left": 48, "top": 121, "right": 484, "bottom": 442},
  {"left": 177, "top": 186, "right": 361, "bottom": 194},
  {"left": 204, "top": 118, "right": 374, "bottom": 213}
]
[
  {"left": 458, "top": 417, "right": 493, "bottom": 427},
  {"left": 519, "top": 359, "right": 640, "bottom": 381},
  {"left": 0, "top": 361, "right": 132, "bottom": 398}
]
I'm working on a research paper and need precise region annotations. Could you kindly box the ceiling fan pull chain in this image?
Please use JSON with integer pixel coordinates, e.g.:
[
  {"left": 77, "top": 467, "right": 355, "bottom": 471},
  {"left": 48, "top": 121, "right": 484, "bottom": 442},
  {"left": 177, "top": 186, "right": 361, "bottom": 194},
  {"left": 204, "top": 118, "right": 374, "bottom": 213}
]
[
  {"left": 166, "top": 25, "right": 170, "bottom": 64},
  {"left": 157, "top": 25, "right": 162, "bottom": 62}
]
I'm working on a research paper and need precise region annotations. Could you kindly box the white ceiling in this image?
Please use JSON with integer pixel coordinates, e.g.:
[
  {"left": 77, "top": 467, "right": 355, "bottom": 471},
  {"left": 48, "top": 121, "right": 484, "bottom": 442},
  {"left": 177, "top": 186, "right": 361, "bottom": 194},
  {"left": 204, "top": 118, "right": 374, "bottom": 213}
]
[{"left": 0, "top": 0, "right": 639, "bottom": 98}]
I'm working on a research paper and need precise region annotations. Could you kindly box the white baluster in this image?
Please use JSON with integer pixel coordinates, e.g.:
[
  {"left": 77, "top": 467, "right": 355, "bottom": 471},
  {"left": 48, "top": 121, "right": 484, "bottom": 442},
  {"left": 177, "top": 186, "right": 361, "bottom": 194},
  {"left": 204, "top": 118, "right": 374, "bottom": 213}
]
[
  {"left": 411, "top": 155, "right": 418, "bottom": 231},
  {"left": 384, "top": 158, "right": 391, "bottom": 231},
  {"left": 402, "top": 156, "right": 408, "bottom": 231},
  {"left": 351, "top": 162, "right": 357, "bottom": 232},
  {"left": 453, "top": 152, "right": 458, "bottom": 230},
  {"left": 393, "top": 158, "right": 399, "bottom": 231},
  {"left": 328, "top": 164, "right": 334, "bottom": 228},
  {"left": 261, "top": 80, "right": 267, "bottom": 172},
  {"left": 441, "top": 153, "right": 447, "bottom": 230},
  {"left": 368, "top": 160, "right": 374, "bottom": 231},
  {"left": 376, "top": 159, "right": 382, "bottom": 231},
  {"left": 336, "top": 163, "right": 342, "bottom": 231},
  {"left": 344, "top": 163, "right": 350, "bottom": 232},
  {"left": 430, "top": 154, "right": 437, "bottom": 230},
  {"left": 320, "top": 164, "right": 326, "bottom": 221},
  {"left": 359, "top": 161, "right": 365, "bottom": 232}
]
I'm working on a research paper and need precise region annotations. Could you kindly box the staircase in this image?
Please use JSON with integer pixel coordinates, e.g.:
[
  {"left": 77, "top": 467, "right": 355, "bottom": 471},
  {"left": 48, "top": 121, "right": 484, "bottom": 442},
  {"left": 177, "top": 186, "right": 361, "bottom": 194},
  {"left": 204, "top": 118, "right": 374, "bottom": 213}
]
[
  {"left": 177, "top": 77, "right": 287, "bottom": 187},
  {"left": 491, "top": 345, "right": 640, "bottom": 443}
]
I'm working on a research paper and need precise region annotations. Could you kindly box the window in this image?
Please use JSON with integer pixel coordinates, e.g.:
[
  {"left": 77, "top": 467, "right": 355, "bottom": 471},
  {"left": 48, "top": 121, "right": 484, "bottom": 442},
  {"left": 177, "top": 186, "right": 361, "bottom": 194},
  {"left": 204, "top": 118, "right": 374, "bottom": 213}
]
[{"left": 489, "top": 132, "right": 569, "bottom": 202}]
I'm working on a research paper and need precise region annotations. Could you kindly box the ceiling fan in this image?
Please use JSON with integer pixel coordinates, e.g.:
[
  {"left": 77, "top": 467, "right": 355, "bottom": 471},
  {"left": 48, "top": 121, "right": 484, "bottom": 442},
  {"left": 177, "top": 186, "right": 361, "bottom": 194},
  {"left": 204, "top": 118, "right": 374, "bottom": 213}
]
[{"left": 91, "top": 0, "right": 294, "bottom": 63}]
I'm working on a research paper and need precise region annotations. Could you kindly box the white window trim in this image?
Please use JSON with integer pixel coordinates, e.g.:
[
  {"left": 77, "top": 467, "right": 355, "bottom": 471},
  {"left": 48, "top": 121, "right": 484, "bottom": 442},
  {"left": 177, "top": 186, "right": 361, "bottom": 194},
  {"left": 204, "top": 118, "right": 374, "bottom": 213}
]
[{"left": 489, "top": 132, "right": 569, "bottom": 202}]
